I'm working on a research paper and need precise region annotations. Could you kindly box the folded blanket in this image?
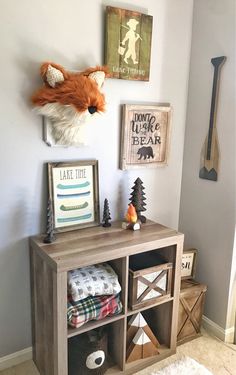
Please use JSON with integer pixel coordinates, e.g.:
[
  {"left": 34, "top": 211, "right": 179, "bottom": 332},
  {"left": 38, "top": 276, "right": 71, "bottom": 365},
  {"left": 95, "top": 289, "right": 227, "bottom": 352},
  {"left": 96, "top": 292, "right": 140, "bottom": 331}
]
[
  {"left": 67, "top": 294, "right": 123, "bottom": 328},
  {"left": 67, "top": 263, "right": 121, "bottom": 302}
]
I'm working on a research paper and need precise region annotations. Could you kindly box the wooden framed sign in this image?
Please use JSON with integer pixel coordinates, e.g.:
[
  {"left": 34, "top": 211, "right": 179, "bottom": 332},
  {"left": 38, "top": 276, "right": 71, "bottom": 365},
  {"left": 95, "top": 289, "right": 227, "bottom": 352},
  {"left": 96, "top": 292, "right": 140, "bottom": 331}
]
[
  {"left": 181, "top": 249, "right": 197, "bottom": 279},
  {"left": 105, "top": 6, "right": 153, "bottom": 81},
  {"left": 120, "top": 104, "right": 172, "bottom": 170},
  {"left": 47, "top": 160, "right": 100, "bottom": 232}
]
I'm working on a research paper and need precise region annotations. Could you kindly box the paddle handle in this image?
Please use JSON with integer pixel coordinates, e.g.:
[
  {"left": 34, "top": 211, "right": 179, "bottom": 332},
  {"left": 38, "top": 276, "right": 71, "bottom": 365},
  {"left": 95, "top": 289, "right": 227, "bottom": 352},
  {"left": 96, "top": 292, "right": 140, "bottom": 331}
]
[{"left": 207, "top": 56, "right": 226, "bottom": 160}]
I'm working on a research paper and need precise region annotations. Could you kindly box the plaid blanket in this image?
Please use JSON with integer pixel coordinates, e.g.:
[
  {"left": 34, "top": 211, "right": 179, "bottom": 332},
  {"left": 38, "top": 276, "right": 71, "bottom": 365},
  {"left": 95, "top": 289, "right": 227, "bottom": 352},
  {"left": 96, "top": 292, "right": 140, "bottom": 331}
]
[{"left": 67, "top": 294, "right": 123, "bottom": 328}]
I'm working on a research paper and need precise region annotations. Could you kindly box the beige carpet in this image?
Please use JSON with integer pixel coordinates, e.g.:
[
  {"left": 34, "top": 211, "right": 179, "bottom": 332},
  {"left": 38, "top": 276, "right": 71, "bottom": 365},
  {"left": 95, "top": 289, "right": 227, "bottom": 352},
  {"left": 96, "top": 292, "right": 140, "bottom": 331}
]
[
  {"left": 1, "top": 330, "right": 235, "bottom": 375},
  {"left": 151, "top": 356, "right": 213, "bottom": 374},
  {"left": 135, "top": 330, "right": 236, "bottom": 375}
]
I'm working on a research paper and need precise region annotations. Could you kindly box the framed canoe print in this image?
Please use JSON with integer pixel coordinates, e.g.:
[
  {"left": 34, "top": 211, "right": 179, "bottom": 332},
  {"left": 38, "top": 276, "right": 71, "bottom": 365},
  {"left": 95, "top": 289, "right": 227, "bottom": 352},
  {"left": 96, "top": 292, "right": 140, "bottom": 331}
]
[
  {"left": 120, "top": 104, "right": 172, "bottom": 170},
  {"left": 105, "top": 6, "right": 153, "bottom": 81},
  {"left": 47, "top": 160, "right": 100, "bottom": 232}
]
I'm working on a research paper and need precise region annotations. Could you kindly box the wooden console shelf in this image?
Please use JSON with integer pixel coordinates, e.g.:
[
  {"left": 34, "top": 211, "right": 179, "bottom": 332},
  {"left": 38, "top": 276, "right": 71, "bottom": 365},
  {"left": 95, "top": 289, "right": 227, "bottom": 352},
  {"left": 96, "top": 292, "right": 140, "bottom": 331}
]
[{"left": 30, "top": 220, "right": 183, "bottom": 375}]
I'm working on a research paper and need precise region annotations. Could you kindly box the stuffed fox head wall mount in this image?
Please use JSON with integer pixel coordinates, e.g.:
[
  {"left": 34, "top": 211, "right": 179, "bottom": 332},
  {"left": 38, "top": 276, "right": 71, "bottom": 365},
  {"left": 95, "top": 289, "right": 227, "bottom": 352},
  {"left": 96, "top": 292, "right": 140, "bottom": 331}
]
[{"left": 31, "top": 62, "right": 108, "bottom": 146}]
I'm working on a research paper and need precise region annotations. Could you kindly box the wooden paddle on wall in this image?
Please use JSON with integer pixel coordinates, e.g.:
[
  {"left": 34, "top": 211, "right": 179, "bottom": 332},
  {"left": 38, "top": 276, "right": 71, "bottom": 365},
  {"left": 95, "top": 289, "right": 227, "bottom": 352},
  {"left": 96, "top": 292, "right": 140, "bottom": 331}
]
[{"left": 199, "top": 56, "right": 226, "bottom": 181}]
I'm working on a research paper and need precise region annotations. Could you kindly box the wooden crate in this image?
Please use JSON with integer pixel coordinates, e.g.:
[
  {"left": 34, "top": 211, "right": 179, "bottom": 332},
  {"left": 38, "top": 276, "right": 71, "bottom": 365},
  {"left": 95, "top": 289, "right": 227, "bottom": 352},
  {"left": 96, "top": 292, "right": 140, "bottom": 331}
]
[
  {"left": 128, "top": 255, "right": 173, "bottom": 310},
  {"left": 177, "top": 279, "right": 207, "bottom": 344}
]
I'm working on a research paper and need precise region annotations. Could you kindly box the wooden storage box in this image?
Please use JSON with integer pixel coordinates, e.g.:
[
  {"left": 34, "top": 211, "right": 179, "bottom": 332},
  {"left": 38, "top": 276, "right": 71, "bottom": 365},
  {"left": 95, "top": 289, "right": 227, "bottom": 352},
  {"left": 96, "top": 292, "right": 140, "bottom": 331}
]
[
  {"left": 128, "top": 253, "right": 173, "bottom": 310},
  {"left": 177, "top": 279, "right": 207, "bottom": 344}
]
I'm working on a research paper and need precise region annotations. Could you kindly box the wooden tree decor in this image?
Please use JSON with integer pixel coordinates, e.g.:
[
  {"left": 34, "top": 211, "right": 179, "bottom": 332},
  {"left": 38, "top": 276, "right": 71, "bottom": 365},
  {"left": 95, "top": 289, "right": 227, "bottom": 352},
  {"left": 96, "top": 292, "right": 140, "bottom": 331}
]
[
  {"left": 44, "top": 198, "right": 56, "bottom": 243},
  {"left": 129, "top": 177, "right": 146, "bottom": 223},
  {"left": 126, "top": 313, "right": 159, "bottom": 363},
  {"left": 102, "top": 198, "right": 111, "bottom": 227},
  {"left": 127, "top": 313, "right": 160, "bottom": 349}
]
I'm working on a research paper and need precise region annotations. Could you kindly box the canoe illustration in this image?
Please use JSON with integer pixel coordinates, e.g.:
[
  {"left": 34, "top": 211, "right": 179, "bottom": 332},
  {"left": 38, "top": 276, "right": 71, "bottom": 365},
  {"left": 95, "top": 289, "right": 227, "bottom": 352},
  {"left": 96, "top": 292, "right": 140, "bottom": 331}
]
[
  {"left": 57, "top": 181, "right": 90, "bottom": 189},
  {"left": 57, "top": 213, "right": 92, "bottom": 223},
  {"left": 57, "top": 191, "right": 90, "bottom": 199},
  {"left": 60, "top": 202, "right": 89, "bottom": 211}
]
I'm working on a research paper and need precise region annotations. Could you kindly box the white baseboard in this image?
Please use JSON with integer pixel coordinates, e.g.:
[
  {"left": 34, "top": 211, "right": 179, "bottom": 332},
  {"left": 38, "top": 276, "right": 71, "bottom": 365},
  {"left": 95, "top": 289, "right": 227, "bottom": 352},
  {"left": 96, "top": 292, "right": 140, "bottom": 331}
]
[
  {"left": 0, "top": 347, "right": 32, "bottom": 371},
  {"left": 203, "top": 315, "right": 235, "bottom": 343}
]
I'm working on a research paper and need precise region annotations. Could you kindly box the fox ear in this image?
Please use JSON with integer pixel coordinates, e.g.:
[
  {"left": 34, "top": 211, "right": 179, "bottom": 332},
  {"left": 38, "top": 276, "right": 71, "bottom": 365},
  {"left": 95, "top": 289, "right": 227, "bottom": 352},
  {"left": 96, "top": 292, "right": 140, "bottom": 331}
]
[
  {"left": 40, "top": 63, "right": 67, "bottom": 88},
  {"left": 88, "top": 71, "right": 105, "bottom": 89}
]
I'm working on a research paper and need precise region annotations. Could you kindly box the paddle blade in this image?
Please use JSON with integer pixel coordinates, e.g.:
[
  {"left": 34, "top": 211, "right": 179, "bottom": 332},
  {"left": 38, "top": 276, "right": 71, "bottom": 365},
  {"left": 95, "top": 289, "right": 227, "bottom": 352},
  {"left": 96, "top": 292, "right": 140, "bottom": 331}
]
[
  {"left": 199, "top": 131, "right": 219, "bottom": 181},
  {"left": 199, "top": 166, "right": 218, "bottom": 181}
]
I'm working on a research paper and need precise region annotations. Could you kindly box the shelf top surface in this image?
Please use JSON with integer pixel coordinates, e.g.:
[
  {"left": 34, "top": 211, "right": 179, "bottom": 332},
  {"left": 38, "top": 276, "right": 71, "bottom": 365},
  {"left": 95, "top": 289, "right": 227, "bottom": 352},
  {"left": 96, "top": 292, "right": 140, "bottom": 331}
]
[{"left": 30, "top": 220, "right": 184, "bottom": 272}]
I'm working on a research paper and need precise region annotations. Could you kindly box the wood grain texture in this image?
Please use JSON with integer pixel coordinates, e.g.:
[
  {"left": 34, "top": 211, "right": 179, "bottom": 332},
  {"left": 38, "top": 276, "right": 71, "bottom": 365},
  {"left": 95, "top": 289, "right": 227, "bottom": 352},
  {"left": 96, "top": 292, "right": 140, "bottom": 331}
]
[
  {"left": 199, "top": 56, "right": 226, "bottom": 181},
  {"left": 109, "top": 318, "right": 126, "bottom": 371},
  {"left": 129, "top": 263, "right": 173, "bottom": 310},
  {"left": 30, "top": 221, "right": 182, "bottom": 272},
  {"left": 30, "top": 248, "right": 54, "bottom": 375},
  {"left": 170, "top": 240, "right": 183, "bottom": 350},
  {"left": 30, "top": 244, "right": 37, "bottom": 364},
  {"left": 105, "top": 6, "right": 153, "bottom": 81},
  {"left": 120, "top": 105, "right": 172, "bottom": 170},
  {"left": 109, "top": 257, "right": 129, "bottom": 314},
  {"left": 30, "top": 248, "right": 67, "bottom": 375},
  {"left": 53, "top": 272, "right": 67, "bottom": 375},
  {"left": 67, "top": 314, "right": 125, "bottom": 338},
  {"left": 30, "top": 220, "right": 184, "bottom": 374},
  {"left": 177, "top": 280, "right": 207, "bottom": 344}
]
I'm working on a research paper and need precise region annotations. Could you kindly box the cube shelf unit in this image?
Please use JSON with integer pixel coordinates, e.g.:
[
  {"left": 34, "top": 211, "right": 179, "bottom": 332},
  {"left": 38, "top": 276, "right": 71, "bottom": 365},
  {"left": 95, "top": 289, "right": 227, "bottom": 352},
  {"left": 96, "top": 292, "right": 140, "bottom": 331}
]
[{"left": 30, "top": 220, "right": 184, "bottom": 375}]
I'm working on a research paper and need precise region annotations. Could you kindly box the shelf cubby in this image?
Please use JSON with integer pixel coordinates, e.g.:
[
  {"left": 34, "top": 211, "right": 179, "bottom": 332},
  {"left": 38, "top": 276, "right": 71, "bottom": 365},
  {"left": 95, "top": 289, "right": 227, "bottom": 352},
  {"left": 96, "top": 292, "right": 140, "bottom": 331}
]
[
  {"left": 68, "top": 320, "right": 126, "bottom": 375},
  {"left": 141, "top": 301, "right": 173, "bottom": 348},
  {"left": 30, "top": 220, "right": 184, "bottom": 375}
]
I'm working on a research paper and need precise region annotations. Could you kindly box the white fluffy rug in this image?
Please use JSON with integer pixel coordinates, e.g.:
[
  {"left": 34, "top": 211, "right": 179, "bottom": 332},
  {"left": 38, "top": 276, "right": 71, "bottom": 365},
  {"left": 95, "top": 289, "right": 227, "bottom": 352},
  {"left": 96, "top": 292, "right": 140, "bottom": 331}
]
[{"left": 153, "top": 356, "right": 213, "bottom": 375}]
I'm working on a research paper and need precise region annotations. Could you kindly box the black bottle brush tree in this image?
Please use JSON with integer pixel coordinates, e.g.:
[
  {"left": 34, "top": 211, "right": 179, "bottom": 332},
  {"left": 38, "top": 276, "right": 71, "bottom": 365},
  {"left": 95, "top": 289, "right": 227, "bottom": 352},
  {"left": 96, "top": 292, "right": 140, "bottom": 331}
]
[
  {"left": 44, "top": 198, "right": 56, "bottom": 243},
  {"left": 102, "top": 198, "right": 111, "bottom": 227},
  {"left": 129, "top": 178, "right": 147, "bottom": 223}
]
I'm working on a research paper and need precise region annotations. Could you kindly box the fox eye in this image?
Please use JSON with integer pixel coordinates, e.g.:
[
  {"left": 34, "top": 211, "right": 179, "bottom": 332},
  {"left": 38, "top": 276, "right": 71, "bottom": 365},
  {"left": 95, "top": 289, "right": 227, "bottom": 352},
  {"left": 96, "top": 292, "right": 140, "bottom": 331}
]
[{"left": 88, "top": 106, "right": 97, "bottom": 114}]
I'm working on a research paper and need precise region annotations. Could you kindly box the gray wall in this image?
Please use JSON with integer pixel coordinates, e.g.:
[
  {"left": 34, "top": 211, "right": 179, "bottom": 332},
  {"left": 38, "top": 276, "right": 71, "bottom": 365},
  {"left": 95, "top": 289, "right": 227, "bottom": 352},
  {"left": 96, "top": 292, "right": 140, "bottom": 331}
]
[
  {"left": 179, "top": 0, "right": 236, "bottom": 330},
  {"left": 0, "top": 0, "right": 193, "bottom": 357}
]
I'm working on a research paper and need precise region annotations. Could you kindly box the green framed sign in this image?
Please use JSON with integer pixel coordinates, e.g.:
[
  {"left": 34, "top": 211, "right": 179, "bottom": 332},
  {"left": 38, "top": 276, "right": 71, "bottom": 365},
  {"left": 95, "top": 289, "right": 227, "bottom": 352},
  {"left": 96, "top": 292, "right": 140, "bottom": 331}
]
[{"left": 105, "top": 6, "right": 153, "bottom": 81}]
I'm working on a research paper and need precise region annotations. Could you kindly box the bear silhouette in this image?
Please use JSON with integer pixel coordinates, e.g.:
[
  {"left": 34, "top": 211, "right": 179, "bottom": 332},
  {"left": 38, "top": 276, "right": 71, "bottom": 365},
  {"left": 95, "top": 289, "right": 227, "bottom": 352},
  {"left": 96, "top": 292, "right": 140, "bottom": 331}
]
[{"left": 137, "top": 146, "right": 154, "bottom": 160}]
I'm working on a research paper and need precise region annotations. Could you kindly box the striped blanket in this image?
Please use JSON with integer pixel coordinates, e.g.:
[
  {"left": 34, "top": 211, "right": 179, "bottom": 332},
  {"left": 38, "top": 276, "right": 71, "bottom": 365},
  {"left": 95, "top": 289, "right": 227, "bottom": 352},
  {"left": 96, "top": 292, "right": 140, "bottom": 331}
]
[{"left": 67, "top": 294, "right": 122, "bottom": 328}]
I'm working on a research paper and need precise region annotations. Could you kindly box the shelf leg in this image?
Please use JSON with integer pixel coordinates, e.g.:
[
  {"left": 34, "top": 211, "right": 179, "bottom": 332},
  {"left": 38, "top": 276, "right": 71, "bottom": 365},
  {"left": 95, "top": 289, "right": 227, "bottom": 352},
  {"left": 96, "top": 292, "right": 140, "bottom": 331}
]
[
  {"left": 170, "top": 239, "right": 184, "bottom": 349},
  {"left": 53, "top": 271, "right": 68, "bottom": 375}
]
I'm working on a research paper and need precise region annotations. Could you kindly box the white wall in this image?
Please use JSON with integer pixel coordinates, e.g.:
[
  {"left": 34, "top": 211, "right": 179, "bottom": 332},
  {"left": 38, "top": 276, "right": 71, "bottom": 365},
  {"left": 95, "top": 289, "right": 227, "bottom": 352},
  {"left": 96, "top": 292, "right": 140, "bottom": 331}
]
[
  {"left": 179, "top": 0, "right": 236, "bottom": 333},
  {"left": 228, "top": 228, "right": 236, "bottom": 339},
  {"left": 0, "top": 0, "right": 193, "bottom": 356}
]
